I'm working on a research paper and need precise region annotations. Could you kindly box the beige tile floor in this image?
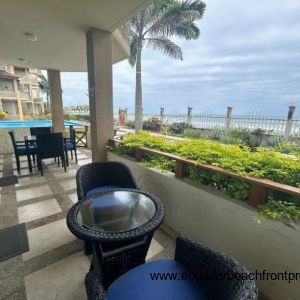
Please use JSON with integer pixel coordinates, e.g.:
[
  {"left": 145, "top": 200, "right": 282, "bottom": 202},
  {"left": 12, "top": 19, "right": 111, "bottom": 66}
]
[
  {"left": 18, "top": 198, "right": 61, "bottom": 223},
  {"left": 16, "top": 184, "right": 53, "bottom": 202},
  {"left": 23, "top": 219, "right": 77, "bottom": 261},
  {"left": 0, "top": 148, "right": 175, "bottom": 300}
]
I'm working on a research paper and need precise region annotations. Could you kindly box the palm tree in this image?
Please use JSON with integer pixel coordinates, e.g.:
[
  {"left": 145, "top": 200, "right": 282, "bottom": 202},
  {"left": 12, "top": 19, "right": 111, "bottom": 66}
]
[
  {"left": 38, "top": 74, "right": 50, "bottom": 111},
  {"left": 125, "top": 0, "right": 206, "bottom": 132}
]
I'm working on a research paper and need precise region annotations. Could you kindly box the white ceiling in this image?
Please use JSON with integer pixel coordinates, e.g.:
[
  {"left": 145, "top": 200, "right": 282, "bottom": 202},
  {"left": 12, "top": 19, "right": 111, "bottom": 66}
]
[{"left": 0, "top": 0, "right": 153, "bottom": 71}]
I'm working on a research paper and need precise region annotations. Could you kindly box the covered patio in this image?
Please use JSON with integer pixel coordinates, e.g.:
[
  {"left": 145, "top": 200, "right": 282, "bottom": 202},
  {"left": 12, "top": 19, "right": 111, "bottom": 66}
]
[
  {"left": 0, "top": 0, "right": 176, "bottom": 298},
  {"left": 1, "top": 1, "right": 299, "bottom": 300},
  {"left": 0, "top": 150, "right": 174, "bottom": 299}
]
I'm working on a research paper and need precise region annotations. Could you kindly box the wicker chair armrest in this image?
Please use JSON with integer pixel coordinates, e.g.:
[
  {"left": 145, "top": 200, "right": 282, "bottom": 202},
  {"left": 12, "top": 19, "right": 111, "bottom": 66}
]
[{"left": 175, "top": 236, "right": 258, "bottom": 300}]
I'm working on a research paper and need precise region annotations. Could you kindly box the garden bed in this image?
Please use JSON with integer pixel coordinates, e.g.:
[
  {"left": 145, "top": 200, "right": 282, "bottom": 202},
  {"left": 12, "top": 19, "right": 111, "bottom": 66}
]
[{"left": 110, "top": 132, "right": 300, "bottom": 223}]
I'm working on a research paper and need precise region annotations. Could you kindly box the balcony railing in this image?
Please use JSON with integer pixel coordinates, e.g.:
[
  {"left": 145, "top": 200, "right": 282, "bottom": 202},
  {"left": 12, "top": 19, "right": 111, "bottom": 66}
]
[
  {"left": 109, "top": 139, "right": 300, "bottom": 207},
  {"left": 0, "top": 90, "right": 17, "bottom": 98},
  {"left": 19, "top": 77, "right": 38, "bottom": 85},
  {"left": 19, "top": 92, "right": 30, "bottom": 100}
]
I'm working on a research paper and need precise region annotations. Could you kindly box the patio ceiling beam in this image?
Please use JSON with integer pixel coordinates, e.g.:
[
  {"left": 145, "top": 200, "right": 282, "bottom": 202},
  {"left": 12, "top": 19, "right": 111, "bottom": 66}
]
[
  {"left": 47, "top": 69, "right": 64, "bottom": 133},
  {"left": 86, "top": 28, "right": 114, "bottom": 162}
]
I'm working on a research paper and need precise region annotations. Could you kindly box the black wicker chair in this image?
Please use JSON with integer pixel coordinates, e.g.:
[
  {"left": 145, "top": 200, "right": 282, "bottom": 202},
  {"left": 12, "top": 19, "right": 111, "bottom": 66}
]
[
  {"left": 30, "top": 127, "right": 51, "bottom": 135},
  {"left": 36, "top": 132, "right": 66, "bottom": 176},
  {"left": 8, "top": 131, "right": 37, "bottom": 173},
  {"left": 174, "top": 237, "right": 258, "bottom": 300},
  {"left": 64, "top": 127, "right": 78, "bottom": 166},
  {"left": 76, "top": 162, "right": 139, "bottom": 256},
  {"left": 76, "top": 161, "right": 139, "bottom": 201},
  {"left": 89, "top": 237, "right": 258, "bottom": 300}
]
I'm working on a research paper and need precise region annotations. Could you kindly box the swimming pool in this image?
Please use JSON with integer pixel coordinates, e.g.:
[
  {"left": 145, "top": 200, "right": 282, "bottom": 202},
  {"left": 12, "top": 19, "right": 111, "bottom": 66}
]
[{"left": 0, "top": 120, "right": 85, "bottom": 128}]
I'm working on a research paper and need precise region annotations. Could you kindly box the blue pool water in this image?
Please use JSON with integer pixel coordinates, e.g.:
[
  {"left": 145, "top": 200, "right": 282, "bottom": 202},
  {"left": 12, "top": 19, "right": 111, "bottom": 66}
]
[{"left": 0, "top": 120, "right": 85, "bottom": 128}]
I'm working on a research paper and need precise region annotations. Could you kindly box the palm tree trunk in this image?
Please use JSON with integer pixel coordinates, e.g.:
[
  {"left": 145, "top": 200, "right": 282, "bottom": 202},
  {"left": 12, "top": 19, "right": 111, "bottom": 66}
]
[{"left": 135, "top": 47, "right": 143, "bottom": 132}]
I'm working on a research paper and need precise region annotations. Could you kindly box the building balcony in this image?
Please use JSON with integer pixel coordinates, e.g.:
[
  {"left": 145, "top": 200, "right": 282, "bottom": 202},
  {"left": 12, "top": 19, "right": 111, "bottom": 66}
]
[
  {"left": 0, "top": 90, "right": 18, "bottom": 99},
  {"left": 19, "top": 77, "right": 38, "bottom": 86},
  {"left": 19, "top": 92, "right": 30, "bottom": 100}
]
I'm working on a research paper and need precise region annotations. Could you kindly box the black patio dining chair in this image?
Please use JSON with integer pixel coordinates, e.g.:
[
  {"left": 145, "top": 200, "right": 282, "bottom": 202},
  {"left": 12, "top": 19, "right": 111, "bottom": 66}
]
[
  {"left": 8, "top": 131, "right": 37, "bottom": 173},
  {"left": 89, "top": 236, "right": 258, "bottom": 300},
  {"left": 30, "top": 126, "right": 52, "bottom": 135},
  {"left": 36, "top": 132, "right": 67, "bottom": 176},
  {"left": 64, "top": 126, "right": 78, "bottom": 166}
]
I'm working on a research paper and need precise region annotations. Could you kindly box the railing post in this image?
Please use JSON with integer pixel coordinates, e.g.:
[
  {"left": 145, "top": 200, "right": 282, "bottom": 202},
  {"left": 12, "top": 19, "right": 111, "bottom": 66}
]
[
  {"left": 160, "top": 107, "right": 165, "bottom": 124},
  {"left": 175, "top": 160, "right": 184, "bottom": 178},
  {"left": 225, "top": 106, "right": 233, "bottom": 134},
  {"left": 284, "top": 106, "right": 296, "bottom": 139},
  {"left": 248, "top": 184, "right": 267, "bottom": 207},
  {"left": 135, "top": 148, "right": 143, "bottom": 162},
  {"left": 118, "top": 108, "right": 126, "bottom": 127},
  {"left": 125, "top": 108, "right": 128, "bottom": 124},
  {"left": 187, "top": 107, "right": 192, "bottom": 125}
]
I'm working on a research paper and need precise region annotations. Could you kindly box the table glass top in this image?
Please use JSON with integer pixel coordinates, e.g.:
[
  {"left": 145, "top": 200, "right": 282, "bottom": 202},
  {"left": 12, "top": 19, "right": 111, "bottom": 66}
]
[{"left": 77, "top": 191, "right": 156, "bottom": 233}]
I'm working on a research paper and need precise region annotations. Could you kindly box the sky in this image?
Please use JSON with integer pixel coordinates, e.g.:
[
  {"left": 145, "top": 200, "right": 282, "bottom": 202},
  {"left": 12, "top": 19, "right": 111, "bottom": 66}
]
[{"left": 59, "top": 0, "right": 300, "bottom": 117}]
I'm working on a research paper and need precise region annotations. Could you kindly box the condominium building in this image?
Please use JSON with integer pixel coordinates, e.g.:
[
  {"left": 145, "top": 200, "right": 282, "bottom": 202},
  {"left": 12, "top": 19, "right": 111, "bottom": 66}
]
[{"left": 0, "top": 64, "right": 44, "bottom": 120}]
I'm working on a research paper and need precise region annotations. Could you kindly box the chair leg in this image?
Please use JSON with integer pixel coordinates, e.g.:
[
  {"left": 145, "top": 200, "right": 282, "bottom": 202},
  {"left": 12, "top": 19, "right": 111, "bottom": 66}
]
[
  {"left": 32, "top": 154, "right": 36, "bottom": 165},
  {"left": 38, "top": 159, "right": 43, "bottom": 176},
  {"left": 65, "top": 150, "right": 69, "bottom": 167},
  {"left": 58, "top": 157, "right": 60, "bottom": 167},
  {"left": 62, "top": 156, "right": 67, "bottom": 172},
  {"left": 27, "top": 154, "right": 33, "bottom": 173},
  {"left": 74, "top": 147, "right": 78, "bottom": 164},
  {"left": 16, "top": 156, "right": 20, "bottom": 173},
  {"left": 71, "top": 150, "right": 73, "bottom": 160}
]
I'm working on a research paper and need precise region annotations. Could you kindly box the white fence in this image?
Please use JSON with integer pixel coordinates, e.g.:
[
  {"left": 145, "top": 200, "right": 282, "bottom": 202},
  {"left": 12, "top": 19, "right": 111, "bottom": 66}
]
[
  {"left": 113, "top": 106, "right": 299, "bottom": 136},
  {"left": 68, "top": 106, "right": 299, "bottom": 136}
]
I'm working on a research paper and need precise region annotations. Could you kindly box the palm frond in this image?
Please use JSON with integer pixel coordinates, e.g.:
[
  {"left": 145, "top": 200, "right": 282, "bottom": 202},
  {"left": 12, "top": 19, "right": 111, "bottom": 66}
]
[
  {"left": 147, "top": 0, "right": 205, "bottom": 39},
  {"left": 146, "top": 37, "right": 183, "bottom": 60}
]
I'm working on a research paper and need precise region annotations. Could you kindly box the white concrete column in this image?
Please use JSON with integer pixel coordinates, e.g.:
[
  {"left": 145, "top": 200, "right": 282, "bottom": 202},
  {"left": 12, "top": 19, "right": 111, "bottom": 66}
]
[
  {"left": 13, "top": 78, "right": 24, "bottom": 120},
  {"left": 86, "top": 28, "right": 113, "bottom": 162},
  {"left": 47, "top": 69, "right": 64, "bottom": 133}
]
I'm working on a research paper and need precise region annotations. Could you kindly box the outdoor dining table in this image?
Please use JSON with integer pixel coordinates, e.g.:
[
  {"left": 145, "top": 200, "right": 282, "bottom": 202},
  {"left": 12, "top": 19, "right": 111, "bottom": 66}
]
[{"left": 66, "top": 188, "right": 165, "bottom": 293}]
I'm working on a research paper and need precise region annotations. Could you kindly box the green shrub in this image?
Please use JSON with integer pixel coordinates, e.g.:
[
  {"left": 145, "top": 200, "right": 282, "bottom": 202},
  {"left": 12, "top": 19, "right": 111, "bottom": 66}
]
[
  {"left": 220, "top": 136, "right": 242, "bottom": 146},
  {"left": 256, "top": 198, "right": 300, "bottom": 223},
  {"left": 143, "top": 117, "right": 162, "bottom": 132},
  {"left": 266, "top": 135, "right": 288, "bottom": 151},
  {"left": 209, "top": 127, "right": 224, "bottom": 141},
  {"left": 0, "top": 111, "right": 8, "bottom": 120},
  {"left": 111, "top": 132, "right": 300, "bottom": 221},
  {"left": 230, "top": 128, "right": 251, "bottom": 144},
  {"left": 63, "top": 114, "right": 71, "bottom": 120},
  {"left": 183, "top": 128, "right": 202, "bottom": 139},
  {"left": 117, "top": 132, "right": 300, "bottom": 188},
  {"left": 168, "top": 122, "right": 192, "bottom": 134},
  {"left": 125, "top": 120, "right": 135, "bottom": 129},
  {"left": 186, "top": 165, "right": 250, "bottom": 201}
]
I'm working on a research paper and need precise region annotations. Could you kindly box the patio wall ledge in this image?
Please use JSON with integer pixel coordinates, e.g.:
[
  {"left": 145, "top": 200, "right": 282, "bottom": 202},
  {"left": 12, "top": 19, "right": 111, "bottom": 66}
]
[{"left": 108, "top": 151, "right": 300, "bottom": 300}]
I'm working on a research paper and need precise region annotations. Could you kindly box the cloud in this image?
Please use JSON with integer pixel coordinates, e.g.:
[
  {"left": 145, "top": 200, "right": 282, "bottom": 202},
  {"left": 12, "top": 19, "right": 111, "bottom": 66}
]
[{"left": 59, "top": 0, "right": 300, "bottom": 117}]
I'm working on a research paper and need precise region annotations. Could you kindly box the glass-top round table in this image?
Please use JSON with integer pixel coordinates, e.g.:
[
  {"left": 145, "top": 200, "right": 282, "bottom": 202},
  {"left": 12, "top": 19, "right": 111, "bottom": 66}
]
[
  {"left": 77, "top": 190, "right": 156, "bottom": 233},
  {"left": 67, "top": 188, "right": 165, "bottom": 243},
  {"left": 67, "top": 188, "right": 165, "bottom": 291}
]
